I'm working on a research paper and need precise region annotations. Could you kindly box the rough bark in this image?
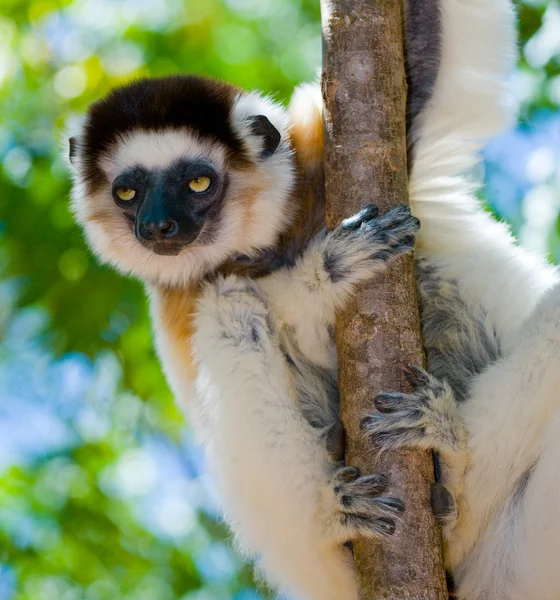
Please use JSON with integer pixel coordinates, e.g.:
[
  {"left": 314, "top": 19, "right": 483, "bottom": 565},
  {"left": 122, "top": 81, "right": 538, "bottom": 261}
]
[{"left": 320, "top": 1, "right": 447, "bottom": 598}]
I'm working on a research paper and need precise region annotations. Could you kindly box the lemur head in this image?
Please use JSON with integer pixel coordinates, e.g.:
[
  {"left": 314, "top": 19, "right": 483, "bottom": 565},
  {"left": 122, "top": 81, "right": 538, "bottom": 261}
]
[{"left": 68, "top": 75, "right": 295, "bottom": 287}]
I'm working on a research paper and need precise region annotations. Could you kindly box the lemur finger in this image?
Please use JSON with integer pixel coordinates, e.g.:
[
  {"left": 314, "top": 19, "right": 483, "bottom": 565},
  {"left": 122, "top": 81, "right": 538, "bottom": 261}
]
[
  {"left": 336, "top": 473, "right": 389, "bottom": 496},
  {"left": 324, "top": 419, "right": 346, "bottom": 463},
  {"left": 341, "top": 204, "right": 379, "bottom": 230},
  {"left": 334, "top": 466, "right": 360, "bottom": 483},
  {"left": 341, "top": 495, "right": 405, "bottom": 518},
  {"left": 369, "top": 236, "right": 416, "bottom": 263},
  {"left": 404, "top": 364, "right": 446, "bottom": 397},
  {"left": 371, "top": 205, "right": 420, "bottom": 231},
  {"left": 360, "top": 412, "right": 421, "bottom": 431},
  {"left": 362, "top": 425, "right": 421, "bottom": 450},
  {"left": 375, "top": 497, "right": 406, "bottom": 514},
  {"left": 343, "top": 514, "right": 397, "bottom": 538},
  {"left": 373, "top": 391, "right": 425, "bottom": 413},
  {"left": 339, "top": 492, "right": 404, "bottom": 516},
  {"left": 404, "top": 364, "right": 432, "bottom": 388}
]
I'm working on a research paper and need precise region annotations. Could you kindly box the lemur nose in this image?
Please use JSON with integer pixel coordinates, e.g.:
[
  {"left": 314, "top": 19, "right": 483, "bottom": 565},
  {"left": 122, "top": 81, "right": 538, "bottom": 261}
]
[{"left": 138, "top": 218, "right": 179, "bottom": 242}]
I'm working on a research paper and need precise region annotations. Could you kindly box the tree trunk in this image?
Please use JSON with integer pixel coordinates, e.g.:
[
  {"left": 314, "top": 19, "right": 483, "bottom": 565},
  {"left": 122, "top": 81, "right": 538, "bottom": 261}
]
[{"left": 320, "top": 1, "right": 448, "bottom": 598}]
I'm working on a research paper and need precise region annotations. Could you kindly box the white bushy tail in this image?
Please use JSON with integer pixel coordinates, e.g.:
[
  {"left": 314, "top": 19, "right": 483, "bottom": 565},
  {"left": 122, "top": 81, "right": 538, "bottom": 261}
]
[{"left": 410, "top": 0, "right": 517, "bottom": 253}]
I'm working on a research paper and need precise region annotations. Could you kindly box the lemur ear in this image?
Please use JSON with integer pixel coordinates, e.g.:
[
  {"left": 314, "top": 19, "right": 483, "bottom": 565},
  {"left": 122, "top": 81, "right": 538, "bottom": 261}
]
[
  {"left": 68, "top": 136, "right": 79, "bottom": 166},
  {"left": 248, "top": 115, "right": 281, "bottom": 159}
]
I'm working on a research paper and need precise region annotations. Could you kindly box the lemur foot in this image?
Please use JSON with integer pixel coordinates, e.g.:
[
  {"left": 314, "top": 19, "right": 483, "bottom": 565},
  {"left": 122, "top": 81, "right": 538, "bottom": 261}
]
[
  {"left": 360, "top": 365, "right": 466, "bottom": 526},
  {"left": 327, "top": 466, "right": 405, "bottom": 543},
  {"left": 360, "top": 365, "right": 463, "bottom": 455},
  {"left": 323, "top": 204, "right": 420, "bottom": 284}
]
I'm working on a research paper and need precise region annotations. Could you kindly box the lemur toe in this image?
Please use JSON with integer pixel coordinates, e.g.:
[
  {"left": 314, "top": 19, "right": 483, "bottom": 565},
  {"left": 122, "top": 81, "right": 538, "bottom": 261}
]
[
  {"left": 431, "top": 483, "right": 458, "bottom": 526},
  {"left": 360, "top": 364, "right": 458, "bottom": 453},
  {"left": 343, "top": 514, "right": 397, "bottom": 537},
  {"left": 404, "top": 363, "right": 432, "bottom": 388},
  {"left": 324, "top": 419, "right": 346, "bottom": 463}
]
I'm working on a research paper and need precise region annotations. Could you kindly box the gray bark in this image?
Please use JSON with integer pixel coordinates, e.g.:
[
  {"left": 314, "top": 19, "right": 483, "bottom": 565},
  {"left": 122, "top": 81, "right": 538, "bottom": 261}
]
[{"left": 320, "top": 0, "right": 448, "bottom": 597}]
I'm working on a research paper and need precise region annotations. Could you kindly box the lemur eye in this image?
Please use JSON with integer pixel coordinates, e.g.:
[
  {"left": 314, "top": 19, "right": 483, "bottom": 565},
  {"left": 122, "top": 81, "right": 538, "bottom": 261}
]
[
  {"left": 188, "top": 176, "right": 211, "bottom": 193},
  {"left": 116, "top": 188, "right": 136, "bottom": 202}
]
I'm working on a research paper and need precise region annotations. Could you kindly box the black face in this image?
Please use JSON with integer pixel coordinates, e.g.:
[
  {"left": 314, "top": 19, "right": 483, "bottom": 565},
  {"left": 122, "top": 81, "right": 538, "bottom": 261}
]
[{"left": 112, "top": 159, "right": 225, "bottom": 256}]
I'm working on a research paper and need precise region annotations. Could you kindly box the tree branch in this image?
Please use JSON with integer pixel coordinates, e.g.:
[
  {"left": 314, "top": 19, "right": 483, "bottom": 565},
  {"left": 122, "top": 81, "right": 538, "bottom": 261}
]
[{"left": 320, "top": 0, "right": 447, "bottom": 597}]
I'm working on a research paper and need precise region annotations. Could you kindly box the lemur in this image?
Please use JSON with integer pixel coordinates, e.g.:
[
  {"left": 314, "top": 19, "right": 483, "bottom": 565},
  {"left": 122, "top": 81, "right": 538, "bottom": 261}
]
[
  {"left": 67, "top": 0, "right": 560, "bottom": 599},
  {"left": 68, "top": 73, "right": 424, "bottom": 598}
]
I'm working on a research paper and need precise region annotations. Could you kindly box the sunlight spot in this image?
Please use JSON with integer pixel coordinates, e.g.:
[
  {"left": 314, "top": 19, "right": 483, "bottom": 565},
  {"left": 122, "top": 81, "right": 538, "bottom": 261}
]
[
  {"left": 3, "top": 147, "right": 31, "bottom": 182},
  {"left": 116, "top": 449, "right": 158, "bottom": 496},
  {"left": 155, "top": 495, "right": 196, "bottom": 537},
  {"left": 53, "top": 65, "right": 87, "bottom": 99},
  {"left": 526, "top": 147, "right": 556, "bottom": 183},
  {"left": 101, "top": 42, "right": 143, "bottom": 76}
]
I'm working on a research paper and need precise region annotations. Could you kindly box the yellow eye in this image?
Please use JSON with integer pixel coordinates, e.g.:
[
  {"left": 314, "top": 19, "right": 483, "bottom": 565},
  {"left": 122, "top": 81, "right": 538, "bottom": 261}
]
[
  {"left": 116, "top": 188, "right": 136, "bottom": 202},
  {"left": 188, "top": 176, "right": 211, "bottom": 193}
]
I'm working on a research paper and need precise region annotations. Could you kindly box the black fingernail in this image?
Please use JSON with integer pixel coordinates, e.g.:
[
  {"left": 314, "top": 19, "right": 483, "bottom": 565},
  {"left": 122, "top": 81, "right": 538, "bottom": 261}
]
[
  {"left": 431, "top": 483, "right": 455, "bottom": 518},
  {"left": 363, "top": 204, "right": 379, "bottom": 218},
  {"left": 375, "top": 517, "right": 396, "bottom": 535},
  {"left": 374, "top": 393, "right": 400, "bottom": 413}
]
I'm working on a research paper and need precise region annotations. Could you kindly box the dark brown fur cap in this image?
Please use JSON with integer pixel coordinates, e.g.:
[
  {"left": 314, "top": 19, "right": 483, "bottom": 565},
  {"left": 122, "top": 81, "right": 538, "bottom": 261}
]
[{"left": 78, "top": 75, "right": 250, "bottom": 192}]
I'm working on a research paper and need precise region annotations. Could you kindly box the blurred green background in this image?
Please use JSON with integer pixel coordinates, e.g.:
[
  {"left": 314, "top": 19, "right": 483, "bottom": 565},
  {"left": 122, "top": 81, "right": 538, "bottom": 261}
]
[{"left": 0, "top": 0, "right": 558, "bottom": 599}]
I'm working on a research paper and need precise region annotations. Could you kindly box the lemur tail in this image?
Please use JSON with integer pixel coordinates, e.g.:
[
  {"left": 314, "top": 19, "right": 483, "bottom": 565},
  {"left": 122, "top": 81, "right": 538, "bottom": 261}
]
[{"left": 409, "top": 0, "right": 517, "bottom": 252}]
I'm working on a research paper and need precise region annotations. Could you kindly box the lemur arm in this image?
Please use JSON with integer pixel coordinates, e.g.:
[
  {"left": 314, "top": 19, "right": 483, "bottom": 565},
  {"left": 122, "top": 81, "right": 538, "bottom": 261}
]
[
  {"left": 257, "top": 204, "right": 420, "bottom": 371},
  {"left": 189, "top": 274, "right": 406, "bottom": 600}
]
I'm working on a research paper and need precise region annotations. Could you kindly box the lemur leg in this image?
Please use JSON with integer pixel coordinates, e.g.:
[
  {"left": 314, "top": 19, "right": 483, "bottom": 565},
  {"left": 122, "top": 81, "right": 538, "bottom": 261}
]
[
  {"left": 258, "top": 204, "right": 420, "bottom": 371},
  {"left": 191, "top": 275, "right": 404, "bottom": 600},
  {"left": 450, "top": 282, "right": 560, "bottom": 598},
  {"left": 364, "top": 284, "right": 560, "bottom": 581}
]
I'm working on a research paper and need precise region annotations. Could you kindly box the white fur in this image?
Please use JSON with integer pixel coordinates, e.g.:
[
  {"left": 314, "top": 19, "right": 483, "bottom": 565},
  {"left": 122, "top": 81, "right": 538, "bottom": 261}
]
[
  {"left": 411, "top": 0, "right": 557, "bottom": 349},
  {"left": 100, "top": 130, "right": 227, "bottom": 179},
  {"left": 445, "top": 285, "right": 560, "bottom": 600}
]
